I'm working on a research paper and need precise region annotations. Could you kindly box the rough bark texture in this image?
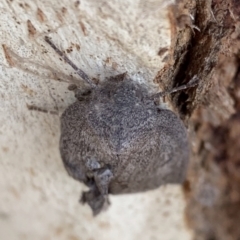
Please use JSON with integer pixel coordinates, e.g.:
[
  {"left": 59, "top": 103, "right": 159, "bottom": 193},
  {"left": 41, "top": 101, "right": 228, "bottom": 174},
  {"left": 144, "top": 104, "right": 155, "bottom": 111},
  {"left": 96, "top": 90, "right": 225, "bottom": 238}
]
[{"left": 165, "top": 0, "right": 240, "bottom": 240}]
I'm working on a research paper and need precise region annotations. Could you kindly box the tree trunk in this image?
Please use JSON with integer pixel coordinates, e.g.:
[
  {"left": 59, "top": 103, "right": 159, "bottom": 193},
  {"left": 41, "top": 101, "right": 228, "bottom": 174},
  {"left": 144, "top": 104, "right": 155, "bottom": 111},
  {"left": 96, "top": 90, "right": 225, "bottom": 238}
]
[{"left": 0, "top": 0, "right": 239, "bottom": 240}]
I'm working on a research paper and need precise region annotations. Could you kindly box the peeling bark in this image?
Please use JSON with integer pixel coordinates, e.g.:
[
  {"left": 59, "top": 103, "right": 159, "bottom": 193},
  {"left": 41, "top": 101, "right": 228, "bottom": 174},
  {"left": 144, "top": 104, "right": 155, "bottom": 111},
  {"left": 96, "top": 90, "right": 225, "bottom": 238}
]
[{"left": 166, "top": 0, "right": 240, "bottom": 239}]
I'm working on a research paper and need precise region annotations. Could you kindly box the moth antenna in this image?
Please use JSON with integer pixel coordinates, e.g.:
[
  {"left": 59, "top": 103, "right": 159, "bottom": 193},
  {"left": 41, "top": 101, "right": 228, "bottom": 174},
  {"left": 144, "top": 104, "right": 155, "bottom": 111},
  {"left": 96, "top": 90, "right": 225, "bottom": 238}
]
[
  {"left": 44, "top": 36, "right": 96, "bottom": 88},
  {"left": 153, "top": 75, "right": 199, "bottom": 98}
]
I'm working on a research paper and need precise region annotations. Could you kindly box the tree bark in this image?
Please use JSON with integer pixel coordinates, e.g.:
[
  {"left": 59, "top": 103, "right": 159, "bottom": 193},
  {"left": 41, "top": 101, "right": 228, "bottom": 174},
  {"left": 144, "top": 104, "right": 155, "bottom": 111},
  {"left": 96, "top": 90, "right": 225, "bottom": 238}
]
[
  {"left": 1, "top": 0, "right": 240, "bottom": 239},
  {"left": 169, "top": 1, "right": 240, "bottom": 240}
]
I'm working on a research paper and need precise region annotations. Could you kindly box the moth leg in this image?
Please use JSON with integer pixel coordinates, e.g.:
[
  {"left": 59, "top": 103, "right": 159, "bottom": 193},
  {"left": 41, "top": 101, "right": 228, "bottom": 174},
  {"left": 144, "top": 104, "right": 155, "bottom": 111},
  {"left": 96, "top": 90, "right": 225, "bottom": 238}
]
[
  {"left": 81, "top": 185, "right": 109, "bottom": 216},
  {"left": 85, "top": 158, "right": 101, "bottom": 171},
  {"left": 152, "top": 75, "right": 199, "bottom": 99},
  {"left": 82, "top": 160, "right": 113, "bottom": 215},
  {"left": 93, "top": 167, "right": 113, "bottom": 195},
  {"left": 26, "top": 104, "right": 59, "bottom": 115},
  {"left": 68, "top": 84, "right": 93, "bottom": 101}
]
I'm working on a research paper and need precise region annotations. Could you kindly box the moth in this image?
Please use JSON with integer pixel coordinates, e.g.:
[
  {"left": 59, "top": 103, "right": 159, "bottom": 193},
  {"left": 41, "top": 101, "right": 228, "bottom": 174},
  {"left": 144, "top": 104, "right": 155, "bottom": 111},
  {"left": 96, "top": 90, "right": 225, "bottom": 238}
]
[{"left": 45, "top": 36, "right": 197, "bottom": 215}]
